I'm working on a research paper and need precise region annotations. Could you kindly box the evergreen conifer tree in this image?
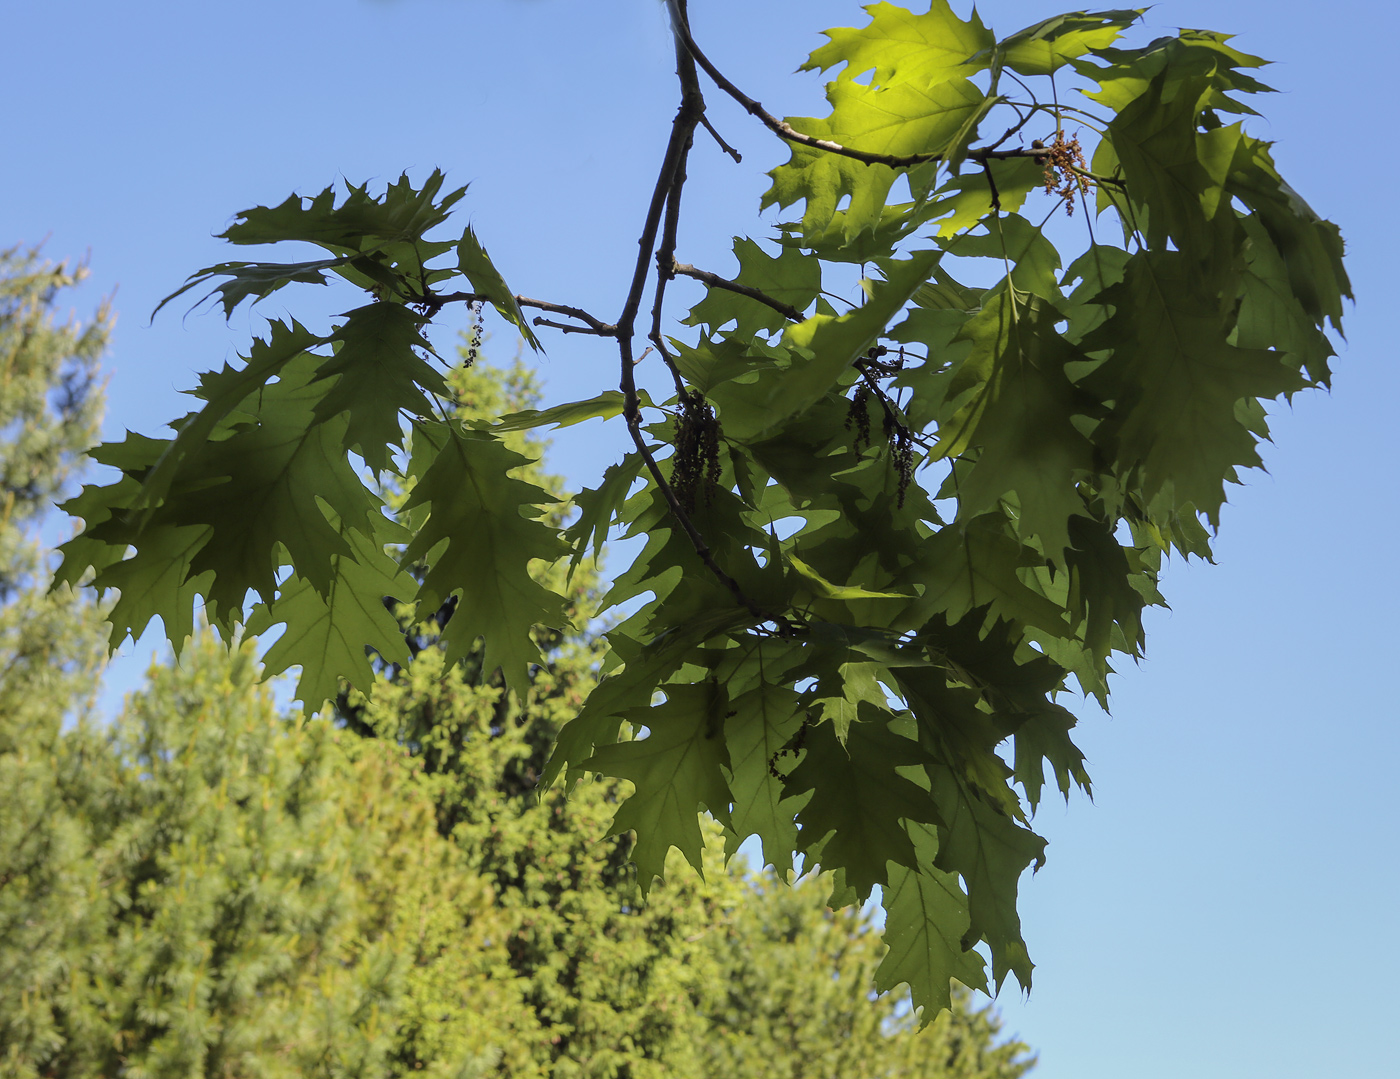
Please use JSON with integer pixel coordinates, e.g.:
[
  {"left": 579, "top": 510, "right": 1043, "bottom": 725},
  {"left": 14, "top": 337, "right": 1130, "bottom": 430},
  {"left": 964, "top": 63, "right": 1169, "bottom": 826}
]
[
  {"left": 56, "top": 635, "right": 530, "bottom": 1079},
  {"left": 0, "top": 254, "right": 529, "bottom": 1079},
  {"left": 0, "top": 244, "right": 109, "bottom": 1073}
]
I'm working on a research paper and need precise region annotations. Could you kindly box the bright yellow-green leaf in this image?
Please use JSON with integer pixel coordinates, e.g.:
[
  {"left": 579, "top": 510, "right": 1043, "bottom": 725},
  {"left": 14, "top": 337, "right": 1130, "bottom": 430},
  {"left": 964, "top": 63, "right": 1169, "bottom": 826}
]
[{"left": 804, "top": 0, "right": 994, "bottom": 88}]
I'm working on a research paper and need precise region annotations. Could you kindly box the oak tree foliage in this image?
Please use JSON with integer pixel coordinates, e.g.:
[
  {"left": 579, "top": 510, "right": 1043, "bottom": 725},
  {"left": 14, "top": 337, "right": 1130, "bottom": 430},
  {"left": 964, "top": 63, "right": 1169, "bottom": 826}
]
[{"left": 58, "top": 2, "right": 1349, "bottom": 1019}]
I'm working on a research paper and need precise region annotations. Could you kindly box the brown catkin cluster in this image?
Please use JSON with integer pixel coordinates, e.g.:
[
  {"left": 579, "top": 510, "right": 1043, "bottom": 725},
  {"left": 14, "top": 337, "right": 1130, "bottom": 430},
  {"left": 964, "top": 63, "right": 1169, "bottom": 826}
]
[
  {"left": 463, "top": 300, "right": 485, "bottom": 367},
  {"left": 671, "top": 389, "right": 722, "bottom": 512},
  {"left": 845, "top": 382, "right": 872, "bottom": 451},
  {"left": 1036, "top": 132, "right": 1091, "bottom": 215},
  {"left": 889, "top": 425, "right": 914, "bottom": 508}
]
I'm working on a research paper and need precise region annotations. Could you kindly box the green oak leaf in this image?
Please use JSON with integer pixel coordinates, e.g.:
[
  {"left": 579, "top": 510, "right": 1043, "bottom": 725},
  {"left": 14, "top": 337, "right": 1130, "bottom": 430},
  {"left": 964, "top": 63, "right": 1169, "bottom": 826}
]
[
  {"left": 1234, "top": 214, "right": 1334, "bottom": 384},
  {"left": 787, "top": 552, "right": 908, "bottom": 602},
  {"left": 312, "top": 302, "right": 447, "bottom": 472},
  {"left": 247, "top": 526, "right": 416, "bottom": 713},
  {"left": 669, "top": 333, "right": 781, "bottom": 398},
  {"left": 604, "top": 484, "right": 778, "bottom": 640},
  {"left": 100, "top": 526, "right": 215, "bottom": 652},
  {"left": 1079, "top": 249, "right": 1306, "bottom": 522},
  {"left": 895, "top": 665, "right": 1024, "bottom": 820},
  {"left": 1059, "top": 242, "right": 1133, "bottom": 343},
  {"left": 1100, "top": 71, "right": 1232, "bottom": 257},
  {"left": 545, "top": 618, "right": 747, "bottom": 789},
  {"left": 1062, "top": 513, "right": 1151, "bottom": 670},
  {"left": 457, "top": 224, "right": 541, "bottom": 350},
  {"left": 804, "top": 0, "right": 994, "bottom": 89},
  {"left": 683, "top": 237, "right": 820, "bottom": 338},
  {"left": 54, "top": 433, "right": 168, "bottom": 591},
  {"left": 722, "top": 677, "right": 811, "bottom": 875},
  {"left": 584, "top": 681, "right": 734, "bottom": 888},
  {"left": 937, "top": 290, "right": 1093, "bottom": 561},
  {"left": 134, "top": 320, "right": 323, "bottom": 518},
  {"left": 153, "top": 258, "right": 348, "bottom": 321},
  {"left": 929, "top": 763, "right": 1046, "bottom": 991},
  {"left": 938, "top": 214, "right": 1063, "bottom": 303},
  {"left": 912, "top": 612, "right": 1091, "bottom": 807},
  {"left": 1076, "top": 30, "right": 1274, "bottom": 117},
  {"left": 490, "top": 390, "right": 628, "bottom": 432},
  {"left": 763, "top": 78, "right": 987, "bottom": 241},
  {"left": 710, "top": 250, "right": 940, "bottom": 441},
  {"left": 786, "top": 708, "right": 939, "bottom": 901},
  {"left": 876, "top": 821, "right": 989, "bottom": 1023},
  {"left": 130, "top": 353, "right": 385, "bottom": 623},
  {"left": 401, "top": 422, "right": 567, "bottom": 698},
  {"left": 774, "top": 202, "right": 926, "bottom": 264},
  {"left": 57, "top": 430, "right": 217, "bottom": 651},
  {"left": 974, "top": 9, "right": 1142, "bottom": 77},
  {"left": 809, "top": 659, "right": 894, "bottom": 742},
  {"left": 1222, "top": 131, "right": 1350, "bottom": 335},
  {"left": 157, "top": 171, "right": 467, "bottom": 317},
  {"left": 920, "top": 157, "right": 1043, "bottom": 237},
  {"left": 562, "top": 453, "right": 646, "bottom": 581},
  {"left": 1011, "top": 704, "right": 1092, "bottom": 808},
  {"left": 222, "top": 169, "right": 465, "bottom": 251},
  {"left": 902, "top": 513, "right": 1071, "bottom": 637}
]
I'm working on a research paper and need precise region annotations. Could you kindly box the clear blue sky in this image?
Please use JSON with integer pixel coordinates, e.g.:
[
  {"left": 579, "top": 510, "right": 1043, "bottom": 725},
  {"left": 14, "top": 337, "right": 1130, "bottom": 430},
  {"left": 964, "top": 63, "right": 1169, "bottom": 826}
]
[{"left": 7, "top": 2, "right": 1397, "bottom": 1076}]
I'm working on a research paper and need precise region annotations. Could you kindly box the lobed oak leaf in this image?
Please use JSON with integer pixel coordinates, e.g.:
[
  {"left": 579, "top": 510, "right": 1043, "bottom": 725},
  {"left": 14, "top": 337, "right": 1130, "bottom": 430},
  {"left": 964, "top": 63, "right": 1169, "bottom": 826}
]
[
  {"left": 583, "top": 682, "right": 734, "bottom": 889},
  {"left": 311, "top": 302, "right": 447, "bottom": 473},
  {"left": 402, "top": 422, "right": 568, "bottom": 699},
  {"left": 248, "top": 525, "right": 416, "bottom": 713},
  {"left": 876, "top": 821, "right": 989, "bottom": 1023},
  {"left": 786, "top": 708, "right": 940, "bottom": 901}
]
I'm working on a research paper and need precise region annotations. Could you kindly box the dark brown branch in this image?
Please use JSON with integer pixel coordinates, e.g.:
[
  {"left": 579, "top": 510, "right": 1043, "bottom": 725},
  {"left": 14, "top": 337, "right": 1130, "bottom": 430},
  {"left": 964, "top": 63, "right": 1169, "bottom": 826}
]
[
  {"left": 518, "top": 296, "right": 618, "bottom": 333},
  {"left": 672, "top": 262, "right": 804, "bottom": 323},
  {"left": 983, "top": 159, "right": 1003, "bottom": 212},
  {"left": 531, "top": 317, "right": 614, "bottom": 337},
  {"left": 608, "top": 0, "right": 788, "bottom": 632},
  {"left": 426, "top": 290, "right": 617, "bottom": 335},
  {"left": 646, "top": 205, "right": 691, "bottom": 400},
  {"left": 648, "top": 45, "right": 696, "bottom": 403}
]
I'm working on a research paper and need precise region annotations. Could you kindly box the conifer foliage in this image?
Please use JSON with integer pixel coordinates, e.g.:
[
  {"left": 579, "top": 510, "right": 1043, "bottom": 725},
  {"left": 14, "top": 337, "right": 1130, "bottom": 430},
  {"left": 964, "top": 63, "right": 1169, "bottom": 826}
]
[
  {"left": 0, "top": 245, "right": 110, "bottom": 1071},
  {"left": 57, "top": 2, "right": 1349, "bottom": 1017}
]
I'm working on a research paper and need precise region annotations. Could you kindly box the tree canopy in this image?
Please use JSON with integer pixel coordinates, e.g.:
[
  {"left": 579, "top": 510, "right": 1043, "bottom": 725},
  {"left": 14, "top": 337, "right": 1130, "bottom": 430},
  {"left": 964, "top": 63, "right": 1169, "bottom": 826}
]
[{"left": 56, "top": 1, "right": 1349, "bottom": 1020}]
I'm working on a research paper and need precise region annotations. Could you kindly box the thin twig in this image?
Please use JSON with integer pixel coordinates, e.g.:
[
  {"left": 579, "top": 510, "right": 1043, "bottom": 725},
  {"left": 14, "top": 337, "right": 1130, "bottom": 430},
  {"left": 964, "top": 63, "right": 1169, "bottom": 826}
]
[
  {"left": 531, "top": 317, "right": 615, "bottom": 337},
  {"left": 672, "top": 262, "right": 805, "bottom": 323},
  {"left": 982, "top": 159, "right": 1003, "bottom": 212},
  {"left": 699, "top": 112, "right": 742, "bottom": 162},
  {"left": 1069, "top": 164, "right": 1125, "bottom": 189},
  {"left": 986, "top": 102, "right": 1034, "bottom": 151},
  {"left": 425, "top": 290, "right": 618, "bottom": 335}
]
